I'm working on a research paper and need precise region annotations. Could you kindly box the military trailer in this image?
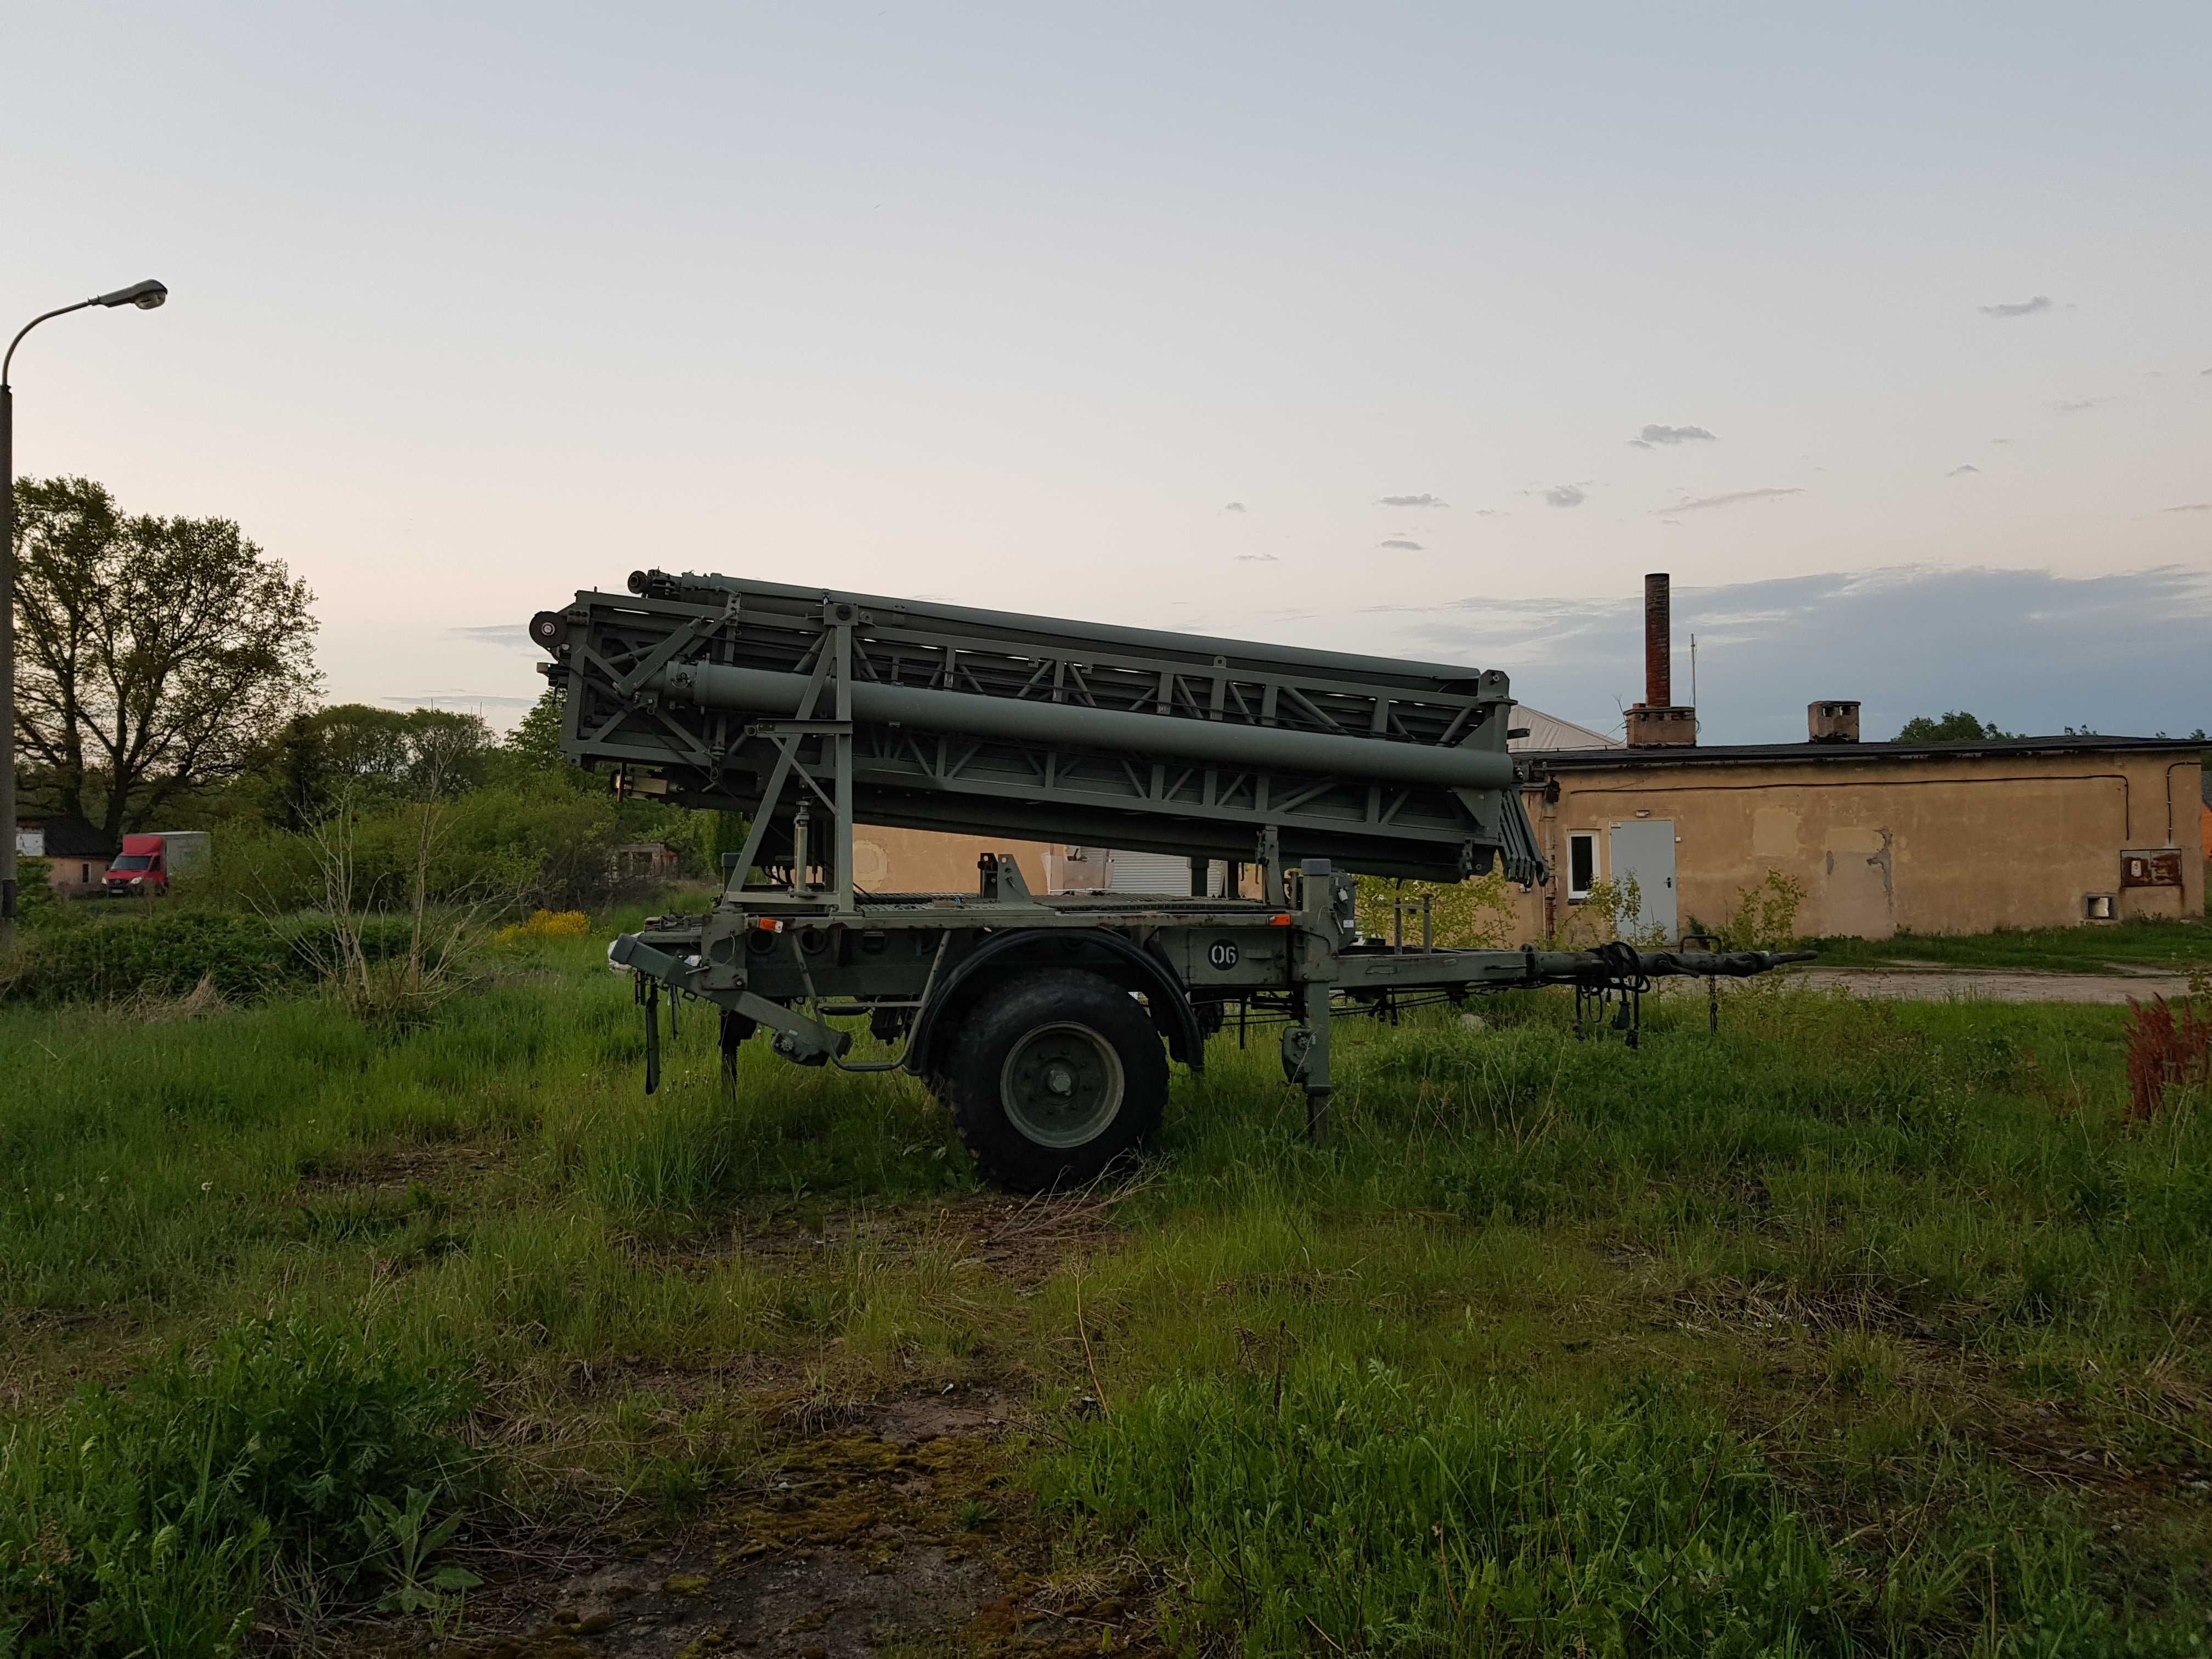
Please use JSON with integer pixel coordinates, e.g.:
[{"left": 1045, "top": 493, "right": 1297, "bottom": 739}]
[{"left": 531, "top": 569, "right": 1804, "bottom": 1190}]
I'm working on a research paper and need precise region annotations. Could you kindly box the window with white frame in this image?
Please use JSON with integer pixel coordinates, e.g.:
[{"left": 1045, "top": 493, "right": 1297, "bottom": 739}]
[{"left": 1566, "top": 831, "right": 1598, "bottom": 901}]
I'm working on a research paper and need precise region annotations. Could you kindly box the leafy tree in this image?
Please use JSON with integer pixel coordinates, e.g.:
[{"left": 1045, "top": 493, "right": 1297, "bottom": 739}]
[
  {"left": 11, "top": 476, "right": 319, "bottom": 843},
  {"left": 501, "top": 684, "right": 568, "bottom": 772},
  {"left": 489, "top": 683, "right": 602, "bottom": 797},
  {"left": 1895, "top": 710, "right": 2015, "bottom": 743},
  {"left": 495, "top": 685, "right": 746, "bottom": 876},
  {"left": 263, "top": 705, "right": 494, "bottom": 828}
]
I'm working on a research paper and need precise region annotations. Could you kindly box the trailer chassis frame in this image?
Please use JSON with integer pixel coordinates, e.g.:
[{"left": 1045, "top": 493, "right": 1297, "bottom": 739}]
[{"left": 610, "top": 850, "right": 1807, "bottom": 1181}]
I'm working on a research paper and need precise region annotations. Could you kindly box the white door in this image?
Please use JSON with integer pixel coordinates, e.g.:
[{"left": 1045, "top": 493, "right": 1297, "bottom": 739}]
[{"left": 1607, "top": 820, "right": 1677, "bottom": 941}]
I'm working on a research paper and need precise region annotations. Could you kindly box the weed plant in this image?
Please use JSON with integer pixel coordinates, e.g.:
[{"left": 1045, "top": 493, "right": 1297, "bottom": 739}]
[{"left": 0, "top": 1320, "right": 475, "bottom": 1659}]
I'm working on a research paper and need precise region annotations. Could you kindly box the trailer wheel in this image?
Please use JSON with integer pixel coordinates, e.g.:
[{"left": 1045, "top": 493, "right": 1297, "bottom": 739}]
[{"left": 946, "top": 970, "right": 1167, "bottom": 1192}]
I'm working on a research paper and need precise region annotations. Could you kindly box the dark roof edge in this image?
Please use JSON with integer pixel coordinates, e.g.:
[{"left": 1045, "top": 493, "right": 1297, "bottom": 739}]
[
  {"left": 1523, "top": 735, "right": 2208, "bottom": 770},
  {"left": 14, "top": 816, "right": 119, "bottom": 856}
]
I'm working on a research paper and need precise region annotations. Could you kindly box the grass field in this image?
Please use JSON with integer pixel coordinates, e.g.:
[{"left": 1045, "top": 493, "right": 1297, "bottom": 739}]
[
  {"left": 6, "top": 911, "right": 2212, "bottom": 1656},
  {"left": 1805, "top": 915, "right": 2212, "bottom": 975}
]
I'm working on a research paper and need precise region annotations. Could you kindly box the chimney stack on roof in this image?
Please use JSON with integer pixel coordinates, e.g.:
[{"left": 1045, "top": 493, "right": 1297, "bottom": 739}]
[
  {"left": 1644, "top": 572, "right": 1671, "bottom": 707},
  {"left": 1808, "top": 701, "right": 1861, "bottom": 743},
  {"left": 1626, "top": 572, "right": 1697, "bottom": 747}
]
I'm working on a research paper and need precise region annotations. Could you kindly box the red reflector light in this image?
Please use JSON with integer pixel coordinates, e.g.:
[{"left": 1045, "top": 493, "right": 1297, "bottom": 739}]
[{"left": 1269, "top": 913, "right": 1293, "bottom": 926}]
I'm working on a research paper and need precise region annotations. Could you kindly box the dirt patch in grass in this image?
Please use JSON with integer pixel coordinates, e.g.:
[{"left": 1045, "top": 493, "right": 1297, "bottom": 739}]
[
  {"left": 297, "top": 1139, "right": 514, "bottom": 1193},
  {"left": 1671, "top": 1273, "right": 1950, "bottom": 1341},
  {"left": 645, "top": 1192, "right": 1130, "bottom": 1293},
  {"left": 411, "top": 1397, "right": 1155, "bottom": 1659},
  {"left": 0, "top": 1306, "right": 158, "bottom": 1416}
]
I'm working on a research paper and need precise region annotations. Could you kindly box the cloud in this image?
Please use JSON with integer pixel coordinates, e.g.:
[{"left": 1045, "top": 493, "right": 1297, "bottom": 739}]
[
  {"left": 1655, "top": 486, "right": 1803, "bottom": 514},
  {"left": 384, "top": 692, "right": 541, "bottom": 709},
  {"left": 2052, "top": 397, "right": 2109, "bottom": 414},
  {"left": 1223, "top": 501, "right": 1246, "bottom": 512},
  {"left": 448, "top": 623, "right": 539, "bottom": 651},
  {"left": 1638, "top": 423, "right": 1717, "bottom": 445},
  {"left": 1471, "top": 509, "right": 1506, "bottom": 517},
  {"left": 1979, "top": 296, "right": 2052, "bottom": 319},
  {"left": 1946, "top": 464, "right": 1980, "bottom": 477},
  {"left": 1543, "top": 484, "right": 1588, "bottom": 509},
  {"left": 2162, "top": 503, "right": 2212, "bottom": 513},
  {"left": 1236, "top": 552, "right": 1280, "bottom": 562},
  {"left": 1627, "top": 440, "right": 1652, "bottom": 449},
  {"left": 1378, "top": 539, "right": 1424, "bottom": 551},
  {"left": 1991, "top": 437, "right": 2012, "bottom": 445},
  {"left": 1376, "top": 493, "right": 1448, "bottom": 509},
  {"left": 1348, "top": 565, "right": 2212, "bottom": 746}
]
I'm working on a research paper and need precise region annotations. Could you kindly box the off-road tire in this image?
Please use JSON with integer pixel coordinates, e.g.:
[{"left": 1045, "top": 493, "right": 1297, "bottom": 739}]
[{"left": 945, "top": 970, "right": 1167, "bottom": 1192}]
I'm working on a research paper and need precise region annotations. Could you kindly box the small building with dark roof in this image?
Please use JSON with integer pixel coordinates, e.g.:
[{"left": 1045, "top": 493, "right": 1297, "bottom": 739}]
[
  {"left": 1511, "top": 727, "right": 2205, "bottom": 941},
  {"left": 13, "top": 817, "right": 119, "bottom": 896}
]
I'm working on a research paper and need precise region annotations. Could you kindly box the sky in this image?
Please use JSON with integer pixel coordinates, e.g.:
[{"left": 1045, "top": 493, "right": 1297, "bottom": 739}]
[{"left": 5, "top": 1, "right": 2208, "bottom": 744}]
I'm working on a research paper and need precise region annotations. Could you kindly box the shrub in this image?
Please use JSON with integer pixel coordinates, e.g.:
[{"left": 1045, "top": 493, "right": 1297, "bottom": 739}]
[
  {"left": 1356, "top": 872, "right": 1517, "bottom": 948},
  {"left": 1695, "top": 867, "right": 1809, "bottom": 951},
  {"left": 1547, "top": 874, "right": 1666, "bottom": 947},
  {"left": 10, "top": 857, "right": 60, "bottom": 929},
  {"left": 0, "top": 910, "right": 441, "bottom": 1006},
  {"left": 201, "top": 786, "right": 630, "bottom": 914},
  {"left": 0, "top": 1319, "right": 477, "bottom": 1658}
]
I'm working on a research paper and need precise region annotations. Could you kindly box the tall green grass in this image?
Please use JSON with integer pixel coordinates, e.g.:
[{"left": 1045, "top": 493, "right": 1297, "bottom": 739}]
[
  {"left": 1045, "top": 1361, "right": 2204, "bottom": 1656},
  {"left": 1022, "top": 989, "right": 2212, "bottom": 1653},
  {"left": 4, "top": 926, "right": 2211, "bottom": 1653},
  {"left": 1806, "top": 916, "right": 2212, "bottom": 973}
]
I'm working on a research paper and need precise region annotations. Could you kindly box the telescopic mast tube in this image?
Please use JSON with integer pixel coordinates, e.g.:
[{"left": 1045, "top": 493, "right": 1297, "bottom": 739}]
[{"left": 649, "top": 661, "right": 1518, "bottom": 792}]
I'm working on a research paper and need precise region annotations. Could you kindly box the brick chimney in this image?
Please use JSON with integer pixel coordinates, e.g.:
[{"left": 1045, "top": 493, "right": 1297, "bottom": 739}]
[
  {"left": 1626, "top": 572, "right": 1697, "bottom": 746},
  {"left": 1808, "top": 700, "right": 1861, "bottom": 743}
]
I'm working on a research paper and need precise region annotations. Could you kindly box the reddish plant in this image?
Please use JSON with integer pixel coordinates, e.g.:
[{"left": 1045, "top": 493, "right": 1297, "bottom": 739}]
[{"left": 2124, "top": 996, "right": 2212, "bottom": 1119}]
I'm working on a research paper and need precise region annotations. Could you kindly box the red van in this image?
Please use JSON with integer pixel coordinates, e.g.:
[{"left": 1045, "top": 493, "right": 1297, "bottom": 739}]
[{"left": 100, "top": 831, "right": 211, "bottom": 898}]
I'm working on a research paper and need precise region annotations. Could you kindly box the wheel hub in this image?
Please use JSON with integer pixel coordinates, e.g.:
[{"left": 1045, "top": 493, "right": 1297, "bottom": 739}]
[{"left": 1001, "top": 1023, "right": 1126, "bottom": 1149}]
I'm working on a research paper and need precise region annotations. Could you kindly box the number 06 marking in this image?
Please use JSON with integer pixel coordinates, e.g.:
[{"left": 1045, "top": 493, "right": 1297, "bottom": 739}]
[{"left": 1208, "top": 940, "right": 1240, "bottom": 970}]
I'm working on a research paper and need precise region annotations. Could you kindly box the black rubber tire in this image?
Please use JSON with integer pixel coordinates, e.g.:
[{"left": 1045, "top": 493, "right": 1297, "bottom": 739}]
[{"left": 945, "top": 970, "right": 1168, "bottom": 1192}]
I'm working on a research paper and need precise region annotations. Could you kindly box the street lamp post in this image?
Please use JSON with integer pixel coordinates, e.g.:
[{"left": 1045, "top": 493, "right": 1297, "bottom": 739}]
[{"left": 1, "top": 279, "right": 166, "bottom": 952}]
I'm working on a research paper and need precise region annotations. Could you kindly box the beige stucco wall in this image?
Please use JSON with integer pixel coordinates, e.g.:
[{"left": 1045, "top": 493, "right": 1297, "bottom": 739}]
[
  {"left": 851, "top": 826, "right": 1273, "bottom": 900},
  {"left": 1513, "top": 751, "right": 2204, "bottom": 941},
  {"left": 850, "top": 824, "right": 1062, "bottom": 895},
  {"left": 841, "top": 752, "right": 2205, "bottom": 940},
  {"left": 43, "top": 858, "right": 109, "bottom": 895}
]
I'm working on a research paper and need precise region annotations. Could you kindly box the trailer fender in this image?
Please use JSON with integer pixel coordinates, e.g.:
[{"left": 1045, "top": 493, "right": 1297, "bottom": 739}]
[{"left": 909, "top": 928, "right": 1205, "bottom": 1080}]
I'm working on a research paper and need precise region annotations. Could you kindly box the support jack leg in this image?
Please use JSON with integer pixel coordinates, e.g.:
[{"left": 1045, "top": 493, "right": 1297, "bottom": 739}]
[{"left": 1300, "top": 978, "right": 1333, "bottom": 1142}]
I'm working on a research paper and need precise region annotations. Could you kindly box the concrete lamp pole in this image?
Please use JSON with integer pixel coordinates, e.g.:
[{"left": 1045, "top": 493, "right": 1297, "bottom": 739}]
[{"left": 1, "top": 278, "right": 167, "bottom": 953}]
